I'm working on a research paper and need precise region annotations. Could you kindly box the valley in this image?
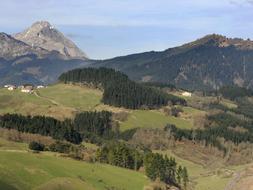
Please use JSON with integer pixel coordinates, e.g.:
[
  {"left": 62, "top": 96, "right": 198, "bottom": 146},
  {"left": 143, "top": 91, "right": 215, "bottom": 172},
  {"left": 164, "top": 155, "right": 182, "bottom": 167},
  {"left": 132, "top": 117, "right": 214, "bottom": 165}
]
[
  {"left": 1, "top": 18, "right": 253, "bottom": 190},
  {"left": 1, "top": 78, "right": 253, "bottom": 189}
]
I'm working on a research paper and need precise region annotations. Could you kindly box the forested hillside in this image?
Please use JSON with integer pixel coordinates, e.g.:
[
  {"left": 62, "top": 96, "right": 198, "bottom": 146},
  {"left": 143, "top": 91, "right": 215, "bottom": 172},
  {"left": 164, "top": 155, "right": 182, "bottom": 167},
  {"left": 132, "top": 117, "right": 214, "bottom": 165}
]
[
  {"left": 59, "top": 67, "right": 186, "bottom": 109},
  {"left": 93, "top": 34, "right": 253, "bottom": 91}
]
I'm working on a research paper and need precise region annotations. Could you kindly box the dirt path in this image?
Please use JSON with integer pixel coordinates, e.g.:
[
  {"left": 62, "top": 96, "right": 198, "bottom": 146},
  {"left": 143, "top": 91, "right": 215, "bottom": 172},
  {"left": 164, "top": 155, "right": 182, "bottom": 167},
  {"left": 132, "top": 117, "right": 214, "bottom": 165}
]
[
  {"left": 34, "top": 91, "right": 60, "bottom": 106},
  {"left": 0, "top": 149, "right": 27, "bottom": 153},
  {"left": 224, "top": 171, "right": 242, "bottom": 190}
]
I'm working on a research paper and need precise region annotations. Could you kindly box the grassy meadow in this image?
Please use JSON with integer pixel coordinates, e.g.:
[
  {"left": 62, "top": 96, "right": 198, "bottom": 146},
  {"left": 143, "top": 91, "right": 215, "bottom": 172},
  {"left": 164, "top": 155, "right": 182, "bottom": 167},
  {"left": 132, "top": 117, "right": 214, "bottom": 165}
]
[
  {"left": 37, "top": 84, "right": 103, "bottom": 111},
  {"left": 119, "top": 108, "right": 203, "bottom": 131},
  {"left": 1, "top": 83, "right": 250, "bottom": 190},
  {"left": 0, "top": 138, "right": 148, "bottom": 190},
  {"left": 155, "top": 149, "right": 246, "bottom": 190},
  {"left": 0, "top": 84, "right": 103, "bottom": 120},
  {"left": 0, "top": 84, "right": 202, "bottom": 131}
]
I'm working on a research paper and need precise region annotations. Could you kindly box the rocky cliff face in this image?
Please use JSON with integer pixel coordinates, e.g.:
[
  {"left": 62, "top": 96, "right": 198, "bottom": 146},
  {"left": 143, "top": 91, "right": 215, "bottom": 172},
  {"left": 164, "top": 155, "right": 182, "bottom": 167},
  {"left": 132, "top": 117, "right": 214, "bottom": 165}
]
[
  {"left": 14, "top": 21, "right": 88, "bottom": 59},
  {"left": 0, "top": 32, "right": 48, "bottom": 59}
]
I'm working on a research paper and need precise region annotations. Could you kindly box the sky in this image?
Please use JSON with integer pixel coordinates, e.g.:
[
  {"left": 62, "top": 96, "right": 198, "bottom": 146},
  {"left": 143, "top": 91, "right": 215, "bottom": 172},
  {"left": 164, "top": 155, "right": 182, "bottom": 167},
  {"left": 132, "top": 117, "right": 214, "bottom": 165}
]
[{"left": 1, "top": 0, "right": 253, "bottom": 59}]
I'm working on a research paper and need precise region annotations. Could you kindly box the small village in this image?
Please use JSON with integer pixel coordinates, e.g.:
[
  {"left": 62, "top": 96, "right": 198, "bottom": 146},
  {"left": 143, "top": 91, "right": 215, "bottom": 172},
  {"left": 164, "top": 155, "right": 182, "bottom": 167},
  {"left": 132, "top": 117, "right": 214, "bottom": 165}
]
[{"left": 3, "top": 84, "right": 46, "bottom": 93}]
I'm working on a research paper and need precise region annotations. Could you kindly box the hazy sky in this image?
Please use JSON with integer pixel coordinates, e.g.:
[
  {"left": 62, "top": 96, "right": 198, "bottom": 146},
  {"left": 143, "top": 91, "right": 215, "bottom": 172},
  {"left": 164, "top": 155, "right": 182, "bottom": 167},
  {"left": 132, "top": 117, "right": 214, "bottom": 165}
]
[{"left": 1, "top": 0, "right": 253, "bottom": 59}]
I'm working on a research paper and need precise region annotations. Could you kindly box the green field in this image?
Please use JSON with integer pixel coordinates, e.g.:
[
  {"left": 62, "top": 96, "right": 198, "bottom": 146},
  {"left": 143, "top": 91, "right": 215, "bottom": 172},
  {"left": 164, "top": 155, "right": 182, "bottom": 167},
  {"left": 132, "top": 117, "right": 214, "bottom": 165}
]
[
  {"left": 38, "top": 84, "right": 102, "bottom": 111},
  {"left": 156, "top": 150, "right": 234, "bottom": 190},
  {"left": 0, "top": 84, "right": 103, "bottom": 120},
  {"left": 120, "top": 109, "right": 194, "bottom": 131},
  {"left": 0, "top": 139, "right": 148, "bottom": 190},
  {"left": 0, "top": 88, "right": 52, "bottom": 115},
  {"left": 0, "top": 84, "right": 198, "bottom": 131},
  {"left": 1, "top": 83, "right": 250, "bottom": 190}
]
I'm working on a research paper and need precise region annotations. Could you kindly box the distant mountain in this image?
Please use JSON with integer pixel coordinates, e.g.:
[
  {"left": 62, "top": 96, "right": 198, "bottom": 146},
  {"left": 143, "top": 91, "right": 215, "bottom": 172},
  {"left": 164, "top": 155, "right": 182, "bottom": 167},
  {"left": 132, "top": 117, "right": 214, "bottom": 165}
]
[
  {"left": 0, "top": 21, "right": 90, "bottom": 86},
  {"left": 93, "top": 34, "right": 253, "bottom": 90},
  {"left": 0, "top": 32, "right": 49, "bottom": 59},
  {"left": 14, "top": 21, "right": 88, "bottom": 59}
]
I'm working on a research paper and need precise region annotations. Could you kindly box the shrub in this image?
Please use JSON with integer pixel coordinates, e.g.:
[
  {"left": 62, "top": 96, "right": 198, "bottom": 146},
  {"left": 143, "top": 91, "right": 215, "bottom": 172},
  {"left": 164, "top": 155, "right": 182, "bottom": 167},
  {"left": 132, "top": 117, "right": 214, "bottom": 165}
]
[
  {"left": 29, "top": 141, "right": 45, "bottom": 151},
  {"left": 171, "top": 107, "right": 183, "bottom": 117},
  {"left": 49, "top": 141, "right": 71, "bottom": 153}
]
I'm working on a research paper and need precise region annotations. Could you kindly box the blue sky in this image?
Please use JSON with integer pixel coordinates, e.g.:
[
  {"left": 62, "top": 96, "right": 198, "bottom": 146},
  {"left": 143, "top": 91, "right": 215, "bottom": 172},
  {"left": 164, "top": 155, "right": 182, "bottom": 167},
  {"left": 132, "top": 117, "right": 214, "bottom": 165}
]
[{"left": 1, "top": 0, "right": 253, "bottom": 59}]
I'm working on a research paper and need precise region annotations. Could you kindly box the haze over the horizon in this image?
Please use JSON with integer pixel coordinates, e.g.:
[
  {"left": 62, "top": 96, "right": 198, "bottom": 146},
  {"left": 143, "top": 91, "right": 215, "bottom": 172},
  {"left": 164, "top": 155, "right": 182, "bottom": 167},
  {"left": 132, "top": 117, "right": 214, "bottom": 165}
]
[{"left": 1, "top": 0, "right": 253, "bottom": 59}]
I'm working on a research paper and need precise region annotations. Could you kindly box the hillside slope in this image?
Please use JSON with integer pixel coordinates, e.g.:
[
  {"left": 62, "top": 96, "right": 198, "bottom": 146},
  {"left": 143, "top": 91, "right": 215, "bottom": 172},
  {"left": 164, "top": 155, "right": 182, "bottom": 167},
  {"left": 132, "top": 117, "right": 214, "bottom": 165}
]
[
  {"left": 0, "top": 139, "right": 148, "bottom": 190},
  {"left": 2, "top": 83, "right": 253, "bottom": 189},
  {"left": 93, "top": 34, "right": 253, "bottom": 90}
]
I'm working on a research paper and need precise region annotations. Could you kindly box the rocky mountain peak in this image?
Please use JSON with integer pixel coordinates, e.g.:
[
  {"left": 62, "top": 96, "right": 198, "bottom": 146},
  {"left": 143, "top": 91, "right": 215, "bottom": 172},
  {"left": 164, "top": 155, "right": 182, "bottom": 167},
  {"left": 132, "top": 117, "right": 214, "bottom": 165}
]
[
  {"left": 0, "top": 32, "right": 48, "bottom": 59},
  {"left": 14, "top": 21, "right": 88, "bottom": 59},
  {"left": 31, "top": 21, "right": 52, "bottom": 29}
]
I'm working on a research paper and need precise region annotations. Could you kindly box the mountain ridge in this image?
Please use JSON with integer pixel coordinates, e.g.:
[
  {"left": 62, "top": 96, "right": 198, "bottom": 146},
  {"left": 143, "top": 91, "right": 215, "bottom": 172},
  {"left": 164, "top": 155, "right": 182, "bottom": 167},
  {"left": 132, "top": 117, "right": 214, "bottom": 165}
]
[{"left": 93, "top": 34, "right": 253, "bottom": 90}]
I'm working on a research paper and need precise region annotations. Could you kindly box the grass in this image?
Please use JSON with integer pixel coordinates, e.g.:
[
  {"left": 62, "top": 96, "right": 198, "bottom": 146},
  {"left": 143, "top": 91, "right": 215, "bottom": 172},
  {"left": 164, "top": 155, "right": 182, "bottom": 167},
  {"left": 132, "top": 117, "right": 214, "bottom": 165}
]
[
  {"left": 0, "top": 87, "right": 74, "bottom": 120},
  {"left": 38, "top": 84, "right": 102, "bottom": 111},
  {"left": 155, "top": 150, "right": 205, "bottom": 177},
  {"left": 194, "top": 175, "right": 230, "bottom": 190},
  {"left": 0, "top": 138, "right": 27, "bottom": 151},
  {"left": 0, "top": 84, "right": 204, "bottom": 131},
  {"left": 0, "top": 88, "right": 52, "bottom": 115},
  {"left": 0, "top": 84, "right": 103, "bottom": 120},
  {"left": 156, "top": 149, "right": 233, "bottom": 190},
  {"left": 120, "top": 110, "right": 194, "bottom": 131},
  {"left": 35, "top": 177, "right": 96, "bottom": 190},
  {"left": 0, "top": 138, "right": 149, "bottom": 190},
  {"left": 182, "top": 106, "right": 206, "bottom": 116},
  {"left": 220, "top": 99, "right": 237, "bottom": 109},
  {"left": 157, "top": 146, "right": 253, "bottom": 190},
  {"left": 0, "top": 137, "right": 246, "bottom": 190}
]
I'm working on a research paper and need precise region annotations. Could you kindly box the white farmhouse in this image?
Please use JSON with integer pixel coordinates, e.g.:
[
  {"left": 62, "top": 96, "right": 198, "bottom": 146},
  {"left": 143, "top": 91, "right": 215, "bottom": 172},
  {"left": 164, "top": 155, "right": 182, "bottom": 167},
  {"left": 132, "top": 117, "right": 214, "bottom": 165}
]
[
  {"left": 7, "top": 86, "right": 16, "bottom": 91},
  {"left": 21, "top": 86, "right": 33, "bottom": 93},
  {"left": 181, "top": 91, "right": 192, "bottom": 97},
  {"left": 37, "top": 85, "right": 45, "bottom": 89},
  {"left": 4, "top": 84, "right": 13, "bottom": 88}
]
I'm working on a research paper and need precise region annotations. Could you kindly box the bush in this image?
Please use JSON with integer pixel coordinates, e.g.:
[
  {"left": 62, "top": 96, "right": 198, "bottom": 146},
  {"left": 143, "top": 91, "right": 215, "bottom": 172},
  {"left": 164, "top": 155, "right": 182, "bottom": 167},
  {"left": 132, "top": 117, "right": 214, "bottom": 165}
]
[
  {"left": 171, "top": 107, "right": 183, "bottom": 117},
  {"left": 49, "top": 141, "right": 72, "bottom": 153},
  {"left": 29, "top": 141, "right": 45, "bottom": 151}
]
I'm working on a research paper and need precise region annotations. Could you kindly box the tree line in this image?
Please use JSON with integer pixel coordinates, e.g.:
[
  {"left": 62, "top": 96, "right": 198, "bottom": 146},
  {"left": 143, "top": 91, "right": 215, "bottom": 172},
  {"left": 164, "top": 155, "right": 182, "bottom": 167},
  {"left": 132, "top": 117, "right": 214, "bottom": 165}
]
[
  {"left": 96, "top": 142, "right": 143, "bottom": 170},
  {"left": 219, "top": 86, "right": 253, "bottom": 101},
  {"left": 165, "top": 111, "right": 253, "bottom": 154},
  {"left": 96, "top": 141, "right": 189, "bottom": 188},
  {"left": 74, "top": 111, "right": 115, "bottom": 141},
  {"left": 141, "top": 82, "right": 176, "bottom": 90},
  {"left": 0, "top": 111, "right": 113, "bottom": 144},
  {"left": 144, "top": 152, "right": 189, "bottom": 189},
  {"left": 0, "top": 114, "right": 82, "bottom": 144},
  {"left": 59, "top": 67, "right": 186, "bottom": 109}
]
